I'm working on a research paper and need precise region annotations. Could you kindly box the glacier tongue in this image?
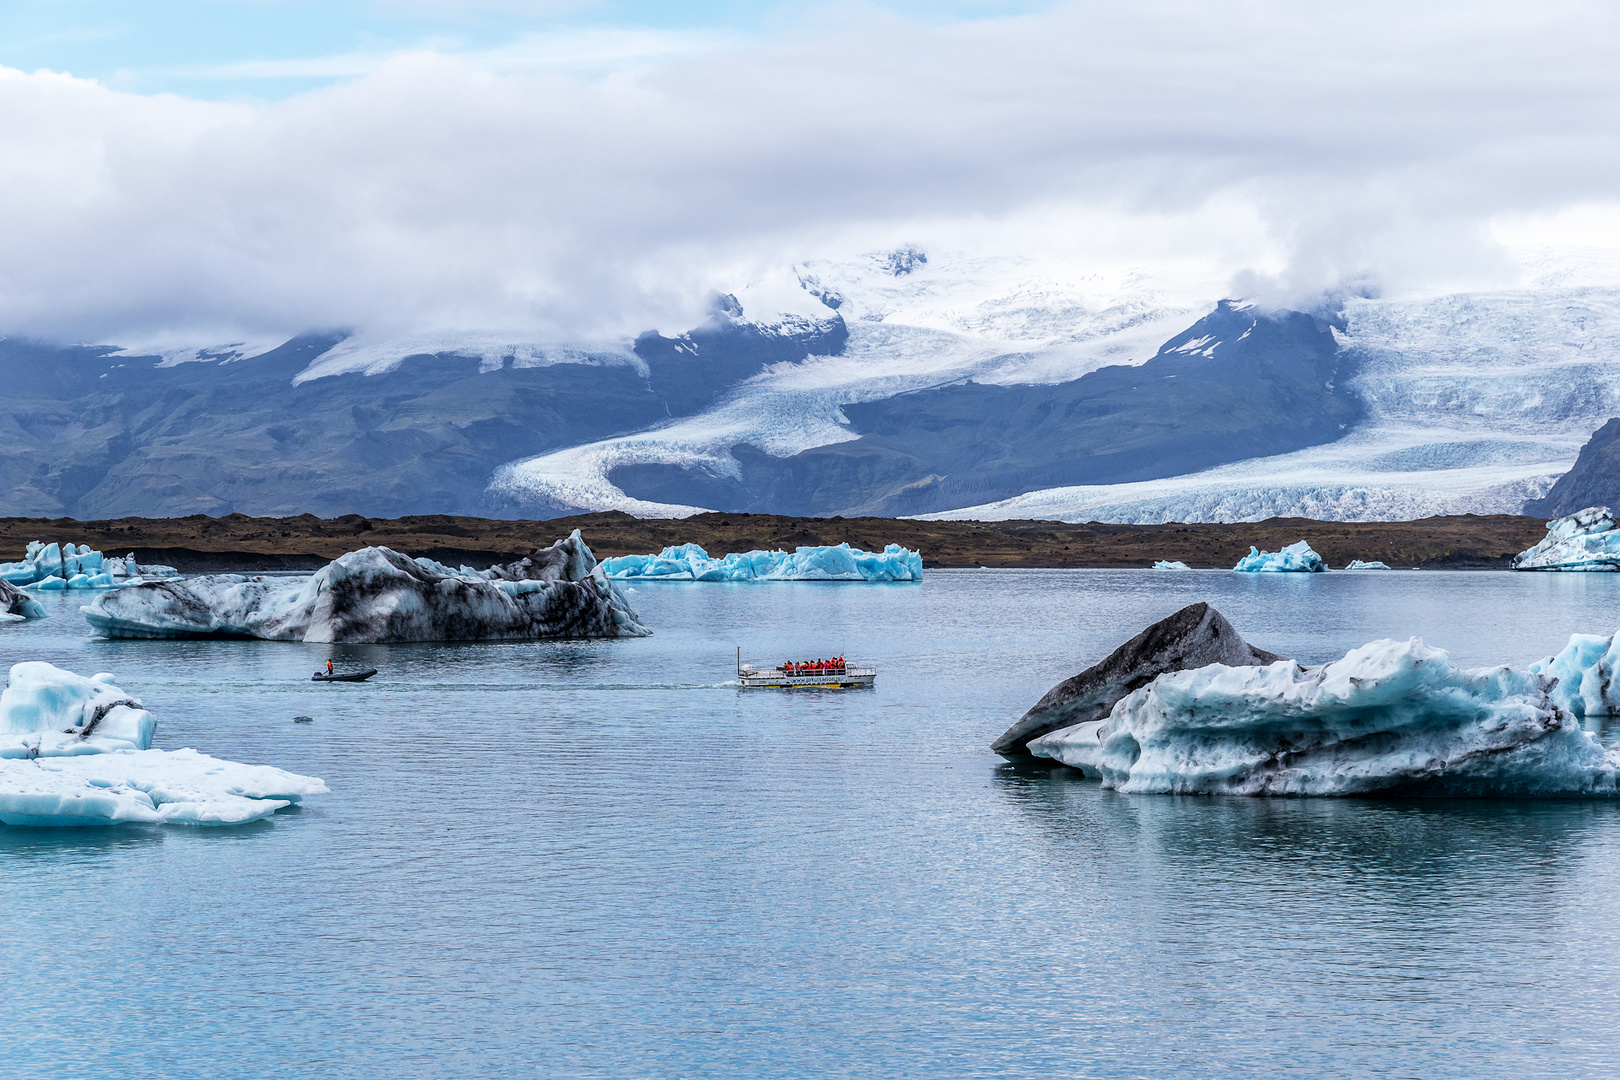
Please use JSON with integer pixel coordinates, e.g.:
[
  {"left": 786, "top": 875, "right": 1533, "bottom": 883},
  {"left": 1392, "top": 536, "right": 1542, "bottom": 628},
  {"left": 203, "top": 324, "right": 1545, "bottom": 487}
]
[
  {"left": 1512, "top": 506, "right": 1620, "bottom": 570},
  {"left": 1027, "top": 636, "right": 1620, "bottom": 797},
  {"left": 0, "top": 661, "right": 328, "bottom": 826},
  {"left": 600, "top": 543, "right": 923, "bottom": 582}
]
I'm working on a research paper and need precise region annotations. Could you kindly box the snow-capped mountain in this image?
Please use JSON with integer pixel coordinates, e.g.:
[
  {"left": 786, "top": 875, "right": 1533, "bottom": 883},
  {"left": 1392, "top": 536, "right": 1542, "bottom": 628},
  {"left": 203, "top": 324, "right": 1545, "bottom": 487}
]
[{"left": 2, "top": 244, "right": 1618, "bottom": 523}]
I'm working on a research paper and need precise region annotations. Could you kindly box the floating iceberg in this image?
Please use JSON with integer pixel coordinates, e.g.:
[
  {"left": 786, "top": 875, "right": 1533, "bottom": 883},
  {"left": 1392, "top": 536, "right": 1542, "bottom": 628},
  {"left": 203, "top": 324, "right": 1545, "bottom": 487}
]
[
  {"left": 1152, "top": 560, "right": 1192, "bottom": 571},
  {"left": 1344, "top": 559, "right": 1392, "bottom": 570},
  {"left": 1512, "top": 507, "right": 1620, "bottom": 571},
  {"left": 0, "top": 580, "right": 46, "bottom": 621},
  {"left": 993, "top": 602, "right": 1281, "bottom": 757},
  {"left": 1232, "top": 541, "right": 1325, "bottom": 573},
  {"left": 82, "top": 530, "right": 648, "bottom": 642},
  {"left": 0, "top": 541, "right": 178, "bottom": 590},
  {"left": 1023, "top": 617, "right": 1620, "bottom": 797},
  {"left": 599, "top": 542, "right": 923, "bottom": 582},
  {"left": 0, "top": 661, "right": 327, "bottom": 826}
]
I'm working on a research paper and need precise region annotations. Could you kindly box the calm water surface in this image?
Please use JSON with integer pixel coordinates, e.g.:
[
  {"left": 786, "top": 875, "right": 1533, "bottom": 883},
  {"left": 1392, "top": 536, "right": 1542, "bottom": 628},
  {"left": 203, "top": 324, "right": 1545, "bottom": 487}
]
[{"left": 4, "top": 569, "right": 1620, "bottom": 1079}]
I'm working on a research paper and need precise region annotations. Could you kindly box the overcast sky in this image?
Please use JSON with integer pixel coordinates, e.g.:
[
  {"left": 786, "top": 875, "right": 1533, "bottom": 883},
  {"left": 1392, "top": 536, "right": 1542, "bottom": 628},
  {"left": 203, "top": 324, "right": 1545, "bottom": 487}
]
[{"left": 1, "top": 0, "right": 1617, "bottom": 345}]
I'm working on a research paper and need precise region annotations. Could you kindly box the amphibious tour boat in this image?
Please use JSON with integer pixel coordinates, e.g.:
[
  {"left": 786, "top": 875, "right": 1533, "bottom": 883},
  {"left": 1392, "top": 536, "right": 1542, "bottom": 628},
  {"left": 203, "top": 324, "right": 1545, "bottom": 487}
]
[{"left": 736, "top": 649, "right": 876, "bottom": 689}]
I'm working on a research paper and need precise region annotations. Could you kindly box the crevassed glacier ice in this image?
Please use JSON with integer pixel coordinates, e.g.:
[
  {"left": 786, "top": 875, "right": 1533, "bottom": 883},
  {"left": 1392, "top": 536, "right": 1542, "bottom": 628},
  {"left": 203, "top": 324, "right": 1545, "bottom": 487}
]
[
  {"left": 0, "top": 661, "right": 327, "bottom": 826},
  {"left": 599, "top": 542, "right": 923, "bottom": 582},
  {"left": 1232, "top": 541, "right": 1325, "bottom": 573},
  {"left": 1152, "top": 560, "right": 1192, "bottom": 571},
  {"left": 0, "top": 541, "right": 177, "bottom": 590},
  {"left": 1344, "top": 559, "right": 1392, "bottom": 570},
  {"left": 82, "top": 530, "right": 649, "bottom": 642},
  {"left": 1027, "top": 635, "right": 1620, "bottom": 796},
  {"left": 1512, "top": 507, "right": 1620, "bottom": 571}
]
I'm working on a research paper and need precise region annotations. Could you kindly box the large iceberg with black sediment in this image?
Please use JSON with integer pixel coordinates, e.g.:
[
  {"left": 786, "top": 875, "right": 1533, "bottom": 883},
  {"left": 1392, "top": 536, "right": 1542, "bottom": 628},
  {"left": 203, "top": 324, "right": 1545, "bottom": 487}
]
[
  {"left": 82, "top": 530, "right": 648, "bottom": 642},
  {"left": 0, "top": 661, "right": 327, "bottom": 826},
  {"left": 1232, "top": 541, "right": 1325, "bottom": 572},
  {"left": 1512, "top": 507, "right": 1620, "bottom": 570},
  {"left": 0, "top": 541, "right": 178, "bottom": 590},
  {"left": 599, "top": 542, "right": 923, "bottom": 582},
  {"left": 1024, "top": 628, "right": 1620, "bottom": 796}
]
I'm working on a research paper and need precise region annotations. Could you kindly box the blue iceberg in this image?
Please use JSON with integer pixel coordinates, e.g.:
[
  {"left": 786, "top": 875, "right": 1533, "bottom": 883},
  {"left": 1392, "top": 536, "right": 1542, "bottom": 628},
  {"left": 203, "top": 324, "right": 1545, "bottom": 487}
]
[
  {"left": 599, "top": 542, "right": 923, "bottom": 582},
  {"left": 1152, "top": 560, "right": 1192, "bottom": 571},
  {"left": 1232, "top": 541, "right": 1325, "bottom": 573},
  {"left": 1344, "top": 559, "right": 1392, "bottom": 570},
  {"left": 1513, "top": 507, "right": 1620, "bottom": 571},
  {"left": 1027, "top": 630, "right": 1620, "bottom": 797},
  {"left": 0, "top": 541, "right": 178, "bottom": 590},
  {"left": 0, "top": 661, "right": 327, "bottom": 825}
]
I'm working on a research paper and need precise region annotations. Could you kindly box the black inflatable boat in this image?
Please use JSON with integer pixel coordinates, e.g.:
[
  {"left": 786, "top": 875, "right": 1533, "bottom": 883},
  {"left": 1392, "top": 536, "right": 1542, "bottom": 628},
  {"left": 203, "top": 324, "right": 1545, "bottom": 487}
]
[{"left": 312, "top": 668, "right": 378, "bottom": 683}]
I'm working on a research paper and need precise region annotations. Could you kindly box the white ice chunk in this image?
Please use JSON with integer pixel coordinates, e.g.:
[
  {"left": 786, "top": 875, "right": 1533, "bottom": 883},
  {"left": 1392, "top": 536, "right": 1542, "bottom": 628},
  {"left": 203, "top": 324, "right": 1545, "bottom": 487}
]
[
  {"left": 1028, "top": 637, "right": 1620, "bottom": 796},
  {"left": 1512, "top": 506, "right": 1620, "bottom": 570},
  {"left": 1344, "top": 559, "right": 1393, "bottom": 570},
  {"left": 1152, "top": 560, "right": 1192, "bottom": 570},
  {"left": 1232, "top": 541, "right": 1325, "bottom": 572},
  {"left": 0, "top": 662, "right": 327, "bottom": 826},
  {"left": 599, "top": 542, "right": 923, "bottom": 582},
  {"left": 0, "top": 661, "right": 154, "bottom": 754}
]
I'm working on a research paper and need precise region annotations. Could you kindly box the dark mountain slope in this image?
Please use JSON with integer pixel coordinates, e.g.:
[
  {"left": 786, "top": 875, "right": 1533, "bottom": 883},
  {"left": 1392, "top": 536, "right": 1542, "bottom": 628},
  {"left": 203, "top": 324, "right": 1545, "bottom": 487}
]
[
  {"left": 1524, "top": 417, "right": 1620, "bottom": 518},
  {"left": 612, "top": 301, "right": 1362, "bottom": 516},
  {"left": 0, "top": 301, "right": 847, "bottom": 519}
]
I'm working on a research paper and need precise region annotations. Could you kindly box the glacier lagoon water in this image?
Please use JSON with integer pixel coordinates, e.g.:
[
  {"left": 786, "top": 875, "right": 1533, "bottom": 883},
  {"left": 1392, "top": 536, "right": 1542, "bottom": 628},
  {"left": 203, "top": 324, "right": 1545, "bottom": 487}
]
[{"left": 5, "top": 570, "right": 1620, "bottom": 1078}]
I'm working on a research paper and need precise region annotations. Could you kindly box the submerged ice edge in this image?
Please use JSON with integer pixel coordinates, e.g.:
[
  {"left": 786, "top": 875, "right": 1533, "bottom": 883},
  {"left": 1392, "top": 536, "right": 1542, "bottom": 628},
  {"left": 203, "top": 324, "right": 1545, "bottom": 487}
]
[
  {"left": 599, "top": 542, "right": 923, "bottom": 582},
  {"left": 0, "top": 661, "right": 328, "bottom": 827},
  {"left": 1027, "top": 630, "right": 1620, "bottom": 797}
]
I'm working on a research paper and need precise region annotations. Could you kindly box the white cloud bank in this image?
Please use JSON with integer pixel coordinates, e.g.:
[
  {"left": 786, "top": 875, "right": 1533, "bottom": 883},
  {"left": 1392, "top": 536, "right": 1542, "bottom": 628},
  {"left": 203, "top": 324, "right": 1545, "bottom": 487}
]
[{"left": 1, "top": 0, "right": 1618, "bottom": 345}]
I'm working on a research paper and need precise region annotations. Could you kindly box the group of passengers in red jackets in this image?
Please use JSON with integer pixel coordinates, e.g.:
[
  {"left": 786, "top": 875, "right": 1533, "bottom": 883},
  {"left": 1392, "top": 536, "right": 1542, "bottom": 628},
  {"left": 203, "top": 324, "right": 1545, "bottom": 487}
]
[{"left": 782, "top": 656, "right": 846, "bottom": 675}]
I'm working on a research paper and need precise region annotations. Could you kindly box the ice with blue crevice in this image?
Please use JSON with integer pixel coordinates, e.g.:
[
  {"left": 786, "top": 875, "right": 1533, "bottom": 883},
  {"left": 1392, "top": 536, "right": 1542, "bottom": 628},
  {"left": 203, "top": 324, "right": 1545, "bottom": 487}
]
[
  {"left": 1027, "top": 629, "right": 1620, "bottom": 796},
  {"left": 1512, "top": 507, "right": 1620, "bottom": 570},
  {"left": 1232, "top": 541, "right": 1325, "bottom": 572},
  {"left": 599, "top": 542, "right": 923, "bottom": 582},
  {"left": 0, "top": 661, "right": 328, "bottom": 826}
]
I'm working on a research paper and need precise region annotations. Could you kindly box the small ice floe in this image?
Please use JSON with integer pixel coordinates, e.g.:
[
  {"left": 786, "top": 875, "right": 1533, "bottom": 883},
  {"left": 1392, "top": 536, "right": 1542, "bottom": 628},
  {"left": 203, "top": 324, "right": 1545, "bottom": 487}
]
[
  {"left": 1513, "top": 507, "right": 1620, "bottom": 571},
  {"left": 1344, "top": 559, "right": 1392, "bottom": 570},
  {"left": 1007, "top": 603, "right": 1620, "bottom": 797},
  {"left": 83, "top": 530, "right": 648, "bottom": 643},
  {"left": 1152, "top": 560, "right": 1192, "bottom": 571},
  {"left": 0, "top": 662, "right": 327, "bottom": 826},
  {"left": 599, "top": 542, "right": 923, "bottom": 582},
  {"left": 0, "top": 541, "right": 179, "bottom": 591},
  {"left": 1232, "top": 540, "right": 1325, "bottom": 573}
]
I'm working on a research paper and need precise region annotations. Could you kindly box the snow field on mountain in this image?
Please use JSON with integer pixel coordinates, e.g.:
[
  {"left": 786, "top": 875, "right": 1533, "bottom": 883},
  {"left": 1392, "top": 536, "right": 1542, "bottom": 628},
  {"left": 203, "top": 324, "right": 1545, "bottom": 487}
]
[
  {"left": 928, "top": 287, "right": 1620, "bottom": 522},
  {"left": 490, "top": 250, "right": 1197, "bottom": 516}
]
